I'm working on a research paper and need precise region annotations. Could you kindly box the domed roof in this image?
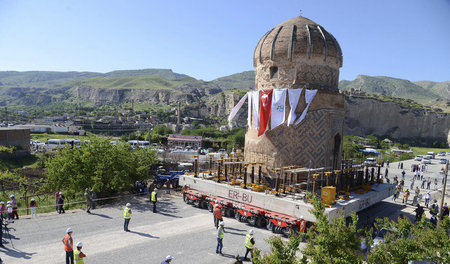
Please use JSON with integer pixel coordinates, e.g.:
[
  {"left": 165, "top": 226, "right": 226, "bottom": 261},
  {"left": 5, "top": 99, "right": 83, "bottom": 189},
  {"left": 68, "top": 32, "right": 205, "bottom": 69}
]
[{"left": 253, "top": 16, "right": 343, "bottom": 68}]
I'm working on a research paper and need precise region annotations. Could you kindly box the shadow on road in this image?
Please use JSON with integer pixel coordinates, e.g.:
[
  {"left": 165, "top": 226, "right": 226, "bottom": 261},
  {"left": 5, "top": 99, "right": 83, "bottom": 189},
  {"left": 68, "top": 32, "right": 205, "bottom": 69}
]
[
  {"left": 357, "top": 201, "right": 416, "bottom": 229},
  {"left": 90, "top": 212, "right": 113, "bottom": 219},
  {"left": 220, "top": 253, "right": 239, "bottom": 259},
  {"left": 224, "top": 231, "right": 246, "bottom": 237},
  {"left": 129, "top": 230, "right": 160, "bottom": 239},
  {"left": 225, "top": 227, "right": 246, "bottom": 232},
  {"left": 0, "top": 246, "right": 35, "bottom": 259}
]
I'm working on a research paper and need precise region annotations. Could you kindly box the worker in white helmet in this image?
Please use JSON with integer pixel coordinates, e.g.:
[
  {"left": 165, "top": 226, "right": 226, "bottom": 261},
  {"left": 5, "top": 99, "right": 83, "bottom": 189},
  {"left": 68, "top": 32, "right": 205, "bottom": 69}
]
[
  {"left": 216, "top": 221, "right": 225, "bottom": 255},
  {"left": 213, "top": 204, "right": 223, "bottom": 228},
  {"left": 161, "top": 255, "right": 174, "bottom": 264},
  {"left": 10, "top": 194, "right": 18, "bottom": 220},
  {"left": 62, "top": 227, "right": 74, "bottom": 264},
  {"left": 123, "top": 203, "right": 132, "bottom": 232},
  {"left": 244, "top": 229, "right": 255, "bottom": 261},
  {"left": 74, "top": 241, "right": 86, "bottom": 264}
]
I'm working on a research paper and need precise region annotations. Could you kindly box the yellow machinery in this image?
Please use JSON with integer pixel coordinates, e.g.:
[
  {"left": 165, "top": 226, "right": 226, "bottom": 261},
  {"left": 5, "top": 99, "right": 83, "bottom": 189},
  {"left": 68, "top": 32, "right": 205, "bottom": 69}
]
[{"left": 321, "top": 186, "right": 336, "bottom": 205}]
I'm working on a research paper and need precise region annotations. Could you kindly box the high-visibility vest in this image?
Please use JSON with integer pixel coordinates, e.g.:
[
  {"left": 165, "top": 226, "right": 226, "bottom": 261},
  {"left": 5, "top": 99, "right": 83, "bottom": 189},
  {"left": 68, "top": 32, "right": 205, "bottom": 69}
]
[
  {"left": 245, "top": 234, "right": 254, "bottom": 249},
  {"left": 74, "top": 249, "right": 84, "bottom": 264},
  {"left": 218, "top": 226, "right": 224, "bottom": 239},
  {"left": 63, "top": 234, "right": 73, "bottom": 252},
  {"left": 151, "top": 191, "right": 157, "bottom": 202},
  {"left": 214, "top": 208, "right": 223, "bottom": 219},
  {"left": 123, "top": 207, "right": 131, "bottom": 219}
]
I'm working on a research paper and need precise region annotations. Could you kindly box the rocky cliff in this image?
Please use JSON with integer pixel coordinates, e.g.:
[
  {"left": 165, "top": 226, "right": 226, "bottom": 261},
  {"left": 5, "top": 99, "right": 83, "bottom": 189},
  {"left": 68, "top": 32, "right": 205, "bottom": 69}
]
[{"left": 344, "top": 95, "right": 450, "bottom": 145}]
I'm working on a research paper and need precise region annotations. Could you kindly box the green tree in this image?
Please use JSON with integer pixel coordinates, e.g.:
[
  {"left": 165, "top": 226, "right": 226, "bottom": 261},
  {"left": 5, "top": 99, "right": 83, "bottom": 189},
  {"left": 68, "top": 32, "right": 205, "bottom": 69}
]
[
  {"left": 150, "top": 125, "right": 173, "bottom": 144},
  {"left": 252, "top": 232, "right": 302, "bottom": 264},
  {"left": 367, "top": 217, "right": 450, "bottom": 264},
  {"left": 300, "top": 196, "right": 363, "bottom": 264},
  {"left": 43, "top": 137, "right": 157, "bottom": 197}
]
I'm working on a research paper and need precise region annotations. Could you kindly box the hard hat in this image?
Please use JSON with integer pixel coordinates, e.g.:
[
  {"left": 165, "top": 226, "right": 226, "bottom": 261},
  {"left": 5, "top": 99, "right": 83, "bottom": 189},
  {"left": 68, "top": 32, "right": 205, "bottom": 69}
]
[
  {"left": 0, "top": 201, "right": 3, "bottom": 205},
  {"left": 76, "top": 242, "right": 83, "bottom": 247},
  {"left": 85, "top": 188, "right": 89, "bottom": 192},
  {"left": 219, "top": 221, "right": 225, "bottom": 226},
  {"left": 249, "top": 229, "right": 254, "bottom": 235},
  {"left": 215, "top": 204, "right": 219, "bottom": 208},
  {"left": 10, "top": 194, "right": 14, "bottom": 198},
  {"left": 31, "top": 198, "right": 35, "bottom": 201},
  {"left": 166, "top": 255, "right": 174, "bottom": 260},
  {"left": 66, "top": 228, "right": 73, "bottom": 233},
  {"left": 59, "top": 192, "right": 62, "bottom": 195},
  {"left": 7, "top": 201, "right": 11, "bottom": 204},
  {"left": 215, "top": 200, "right": 219, "bottom": 203},
  {"left": 126, "top": 203, "right": 131, "bottom": 207},
  {"left": 299, "top": 215, "right": 304, "bottom": 219}
]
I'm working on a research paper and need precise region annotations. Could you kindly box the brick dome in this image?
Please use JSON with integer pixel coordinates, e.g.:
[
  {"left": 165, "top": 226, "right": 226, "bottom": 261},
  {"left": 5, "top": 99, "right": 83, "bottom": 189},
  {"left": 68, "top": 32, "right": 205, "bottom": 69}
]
[{"left": 253, "top": 16, "right": 343, "bottom": 92}]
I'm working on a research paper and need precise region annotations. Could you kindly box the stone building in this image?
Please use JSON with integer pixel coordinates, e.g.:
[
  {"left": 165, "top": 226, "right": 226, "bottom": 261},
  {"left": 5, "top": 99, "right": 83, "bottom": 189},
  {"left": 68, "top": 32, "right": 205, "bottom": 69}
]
[
  {"left": 0, "top": 128, "right": 31, "bottom": 153},
  {"left": 244, "top": 16, "right": 345, "bottom": 174}
]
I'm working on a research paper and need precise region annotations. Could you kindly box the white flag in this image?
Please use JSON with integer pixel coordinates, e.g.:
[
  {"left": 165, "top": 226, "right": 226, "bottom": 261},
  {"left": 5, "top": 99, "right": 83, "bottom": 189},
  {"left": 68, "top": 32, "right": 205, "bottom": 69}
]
[
  {"left": 270, "top": 88, "right": 287, "bottom": 129},
  {"left": 252, "top": 90, "right": 260, "bottom": 128},
  {"left": 247, "top": 91, "right": 252, "bottom": 127},
  {"left": 227, "top": 92, "right": 248, "bottom": 123},
  {"left": 287, "top": 88, "right": 303, "bottom": 126},
  {"left": 295, "top": 89, "right": 318, "bottom": 125}
]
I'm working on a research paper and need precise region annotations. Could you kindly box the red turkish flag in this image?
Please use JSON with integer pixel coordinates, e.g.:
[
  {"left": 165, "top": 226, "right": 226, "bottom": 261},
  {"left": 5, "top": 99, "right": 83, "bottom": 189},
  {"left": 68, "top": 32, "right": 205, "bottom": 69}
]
[{"left": 258, "top": 89, "right": 273, "bottom": 136}]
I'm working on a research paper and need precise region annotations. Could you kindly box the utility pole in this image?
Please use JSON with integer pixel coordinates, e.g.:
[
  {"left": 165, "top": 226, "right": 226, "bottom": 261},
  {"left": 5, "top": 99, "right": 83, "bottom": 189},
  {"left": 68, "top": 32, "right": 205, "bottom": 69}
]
[{"left": 439, "top": 160, "right": 448, "bottom": 219}]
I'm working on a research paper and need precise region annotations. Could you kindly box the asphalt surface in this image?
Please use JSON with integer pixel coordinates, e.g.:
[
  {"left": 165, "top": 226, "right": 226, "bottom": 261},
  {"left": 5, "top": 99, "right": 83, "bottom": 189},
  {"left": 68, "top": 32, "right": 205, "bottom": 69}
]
[
  {"left": 1, "top": 157, "right": 448, "bottom": 263},
  {"left": 1, "top": 193, "right": 281, "bottom": 264}
]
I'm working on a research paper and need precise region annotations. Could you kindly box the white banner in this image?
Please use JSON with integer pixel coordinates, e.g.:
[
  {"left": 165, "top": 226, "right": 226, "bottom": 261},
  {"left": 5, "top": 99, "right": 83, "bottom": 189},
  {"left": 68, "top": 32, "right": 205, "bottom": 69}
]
[
  {"left": 252, "top": 90, "right": 260, "bottom": 128},
  {"left": 270, "top": 88, "right": 287, "bottom": 129},
  {"left": 227, "top": 92, "right": 248, "bottom": 123},
  {"left": 287, "top": 88, "right": 303, "bottom": 126},
  {"left": 295, "top": 89, "right": 318, "bottom": 125},
  {"left": 247, "top": 91, "right": 252, "bottom": 127}
]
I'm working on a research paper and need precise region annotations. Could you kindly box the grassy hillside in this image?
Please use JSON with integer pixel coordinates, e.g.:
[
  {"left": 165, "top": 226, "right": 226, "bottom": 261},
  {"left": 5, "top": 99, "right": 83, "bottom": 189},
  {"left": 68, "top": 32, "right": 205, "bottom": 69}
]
[
  {"left": 0, "top": 71, "right": 101, "bottom": 88},
  {"left": 339, "top": 75, "right": 439, "bottom": 105},
  {"left": 72, "top": 75, "right": 200, "bottom": 90},
  {"left": 104, "top": 69, "right": 187, "bottom": 80},
  {"left": 211, "top": 71, "right": 255, "bottom": 90}
]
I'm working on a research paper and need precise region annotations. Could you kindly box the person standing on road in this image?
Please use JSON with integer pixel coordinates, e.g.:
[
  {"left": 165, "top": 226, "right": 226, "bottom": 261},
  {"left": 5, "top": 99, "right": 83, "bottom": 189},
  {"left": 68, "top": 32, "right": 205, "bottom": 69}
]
[
  {"left": 392, "top": 188, "right": 399, "bottom": 202},
  {"left": 74, "top": 241, "right": 86, "bottom": 264},
  {"left": 123, "top": 203, "right": 132, "bottom": 232},
  {"left": 401, "top": 170, "right": 406, "bottom": 180},
  {"left": 410, "top": 179, "right": 415, "bottom": 190},
  {"left": 151, "top": 188, "right": 158, "bottom": 213},
  {"left": 62, "top": 228, "right": 74, "bottom": 264},
  {"left": 414, "top": 187, "right": 420, "bottom": 204},
  {"left": 414, "top": 204, "right": 424, "bottom": 222},
  {"left": 433, "top": 178, "right": 438, "bottom": 190},
  {"left": 216, "top": 221, "right": 225, "bottom": 255},
  {"left": 441, "top": 203, "right": 449, "bottom": 219},
  {"left": 10, "top": 195, "right": 18, "bottom": 220},
  {"left": 55, "top": 191, "right": 60, "bottom": 212},
  {"left": 58, "top": 192, "right": 65, "bottom": 214},
  {"left": 426, "top": 177, "right": 431, "bottom": 190},
  {"left": 161, "top": 255, "right": 174, "bottom": 264},
  {"left": 0, "top": 201, "right": 4, "bottom": 219},
  {"left": 421, "top": 177, "right": 426, "bottom": 189},
  {"left": 244, "top": 229, "right": 255, "bottom": 261},
  {"left": 430, "top": 200, "right": 439, "bottom": 216},
  {"left": 403, "top": 189, "right": 410, "bottom": 205},
  {"left": 91, "top": 190, "right": 97, "bottom": 209},
  {"left": 30, "top": 198, "right": 37, "bottom": 218},
  {"left": 84, "top": 188, "right": 92, "bottom": 214},
  {"left": 213, "top": 204, "right": 223, "bottom": 228},
  {"left": 424, "top": 192, "right": 431, "bottom": 207}
]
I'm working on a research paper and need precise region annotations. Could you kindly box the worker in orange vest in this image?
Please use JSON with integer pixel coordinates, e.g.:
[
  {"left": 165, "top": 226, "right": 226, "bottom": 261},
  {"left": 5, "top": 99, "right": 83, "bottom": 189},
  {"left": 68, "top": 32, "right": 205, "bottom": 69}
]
[
  {"left": 213, "top": 204, "right": 223, "bottom": 228},
  {"left": 62, "top": 227, "right": 74, "bottom": 264}
]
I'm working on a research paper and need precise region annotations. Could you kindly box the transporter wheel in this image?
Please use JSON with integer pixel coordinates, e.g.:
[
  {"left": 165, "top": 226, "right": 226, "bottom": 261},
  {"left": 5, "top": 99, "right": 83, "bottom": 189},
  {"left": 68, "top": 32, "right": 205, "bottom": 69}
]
[
  {"left": 234, "top": 210, "right": 241, "bottom": 221},
  {"left": 266, "top": 220, "right": 274, "bottom": 232},
  {"left": 156, "top": 182, "right": 164, "bottom": 189},
  {"left": 255, "top": 216, "right": 266, "bottom": 228},
  {"left": 248, "top": 216, "right": 256, "bottom": 226},
  {"left": 199, "top": 200, "right": 208, "bottom": 209},
  {"left": 225, "top": 208, "right": 235, "bottom": 218},
  {"left": 207, "top": 202, "right": 213, "bottom": 212}
]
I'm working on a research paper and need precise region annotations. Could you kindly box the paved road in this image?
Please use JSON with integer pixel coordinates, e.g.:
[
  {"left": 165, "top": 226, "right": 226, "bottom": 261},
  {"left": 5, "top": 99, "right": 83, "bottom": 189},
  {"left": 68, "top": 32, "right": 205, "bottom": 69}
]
[{"left": 1, "top": 194, "right": 281, "bottom": 264}]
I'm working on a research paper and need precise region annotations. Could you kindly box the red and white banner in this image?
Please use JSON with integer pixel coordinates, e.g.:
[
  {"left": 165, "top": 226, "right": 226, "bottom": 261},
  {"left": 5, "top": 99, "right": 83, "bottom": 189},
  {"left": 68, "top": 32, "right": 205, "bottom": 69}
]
[{"left": 258, "top": 90, "right": 273, "bottom": 137}]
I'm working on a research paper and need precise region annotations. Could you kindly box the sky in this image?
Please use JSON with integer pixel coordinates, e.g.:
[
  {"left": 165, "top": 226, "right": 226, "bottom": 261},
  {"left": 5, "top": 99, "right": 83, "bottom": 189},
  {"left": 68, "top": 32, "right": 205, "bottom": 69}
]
[{"left": 0, "top": 0, "right": 449, "bottom": 82}]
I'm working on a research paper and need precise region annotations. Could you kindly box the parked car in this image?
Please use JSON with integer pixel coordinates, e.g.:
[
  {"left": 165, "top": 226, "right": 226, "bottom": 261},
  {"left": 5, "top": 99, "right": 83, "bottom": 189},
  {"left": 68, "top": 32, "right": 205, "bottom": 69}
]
[
  {"left": 426, "top": 152, "right": 435, "bottom": 159},
  {"left": 437, "top": 151, "right": 446, "bottom": 156},
  {"left": 425, "top": 154, "right": 434, "bottom": 160},
  {"left": 440, "top": 158, "right": 447, "bottom": 164},
  {"left": 414, "top": 155, "right": 423, "bottom": 161},
  {"left": 364, "top": 157, "right": 377, "bottom": 166},
  {"left": 447, "top": 152, "right": 450, "bottom": 156},
  {"left": 422, "top": 158, "right": 431, "bottom": 164}
]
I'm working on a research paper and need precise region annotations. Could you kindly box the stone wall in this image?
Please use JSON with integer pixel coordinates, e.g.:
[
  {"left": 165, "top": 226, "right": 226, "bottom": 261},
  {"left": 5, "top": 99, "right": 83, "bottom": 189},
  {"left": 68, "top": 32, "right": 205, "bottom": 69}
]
[
  {"left": 0, "top": 128, "right": 30, "bottom": 152},
  {"left": 345, "top": 96, "right": 450, "bottom": 146}
]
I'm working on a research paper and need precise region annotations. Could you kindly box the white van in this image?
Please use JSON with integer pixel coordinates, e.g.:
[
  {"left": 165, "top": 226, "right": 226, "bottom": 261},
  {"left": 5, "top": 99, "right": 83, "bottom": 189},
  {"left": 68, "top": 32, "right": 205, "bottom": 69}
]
[
  {"left": 426, "top": 152, "right": 435, "bottom": 159},
  {"left": 46, "top": 139, "right": 66, "bottom": 150},
  {"left": 138, "top": 141, "right": 150, "bottom": 148},
  {"left": 127, "top": 140, "right": 139, "bottom": 149}
]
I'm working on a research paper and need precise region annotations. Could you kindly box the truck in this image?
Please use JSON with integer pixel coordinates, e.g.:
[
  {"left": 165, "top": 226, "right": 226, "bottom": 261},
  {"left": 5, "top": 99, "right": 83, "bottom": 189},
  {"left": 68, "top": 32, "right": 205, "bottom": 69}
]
[{"left": 180, "top": 164, "right": 394, "bottom": 236}]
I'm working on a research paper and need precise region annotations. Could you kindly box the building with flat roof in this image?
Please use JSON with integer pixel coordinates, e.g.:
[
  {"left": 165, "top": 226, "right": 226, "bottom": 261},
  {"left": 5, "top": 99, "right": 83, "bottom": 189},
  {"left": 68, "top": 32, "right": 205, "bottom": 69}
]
[{"left": 167, "top": 134, "right": 202, "bottom": 149}]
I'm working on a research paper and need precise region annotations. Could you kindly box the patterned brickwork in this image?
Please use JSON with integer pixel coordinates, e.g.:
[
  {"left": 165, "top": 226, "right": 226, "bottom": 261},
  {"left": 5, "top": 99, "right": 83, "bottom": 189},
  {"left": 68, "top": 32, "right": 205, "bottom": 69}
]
[{"left": 244, "top": 109, "right": 344, "bottom": 175}]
